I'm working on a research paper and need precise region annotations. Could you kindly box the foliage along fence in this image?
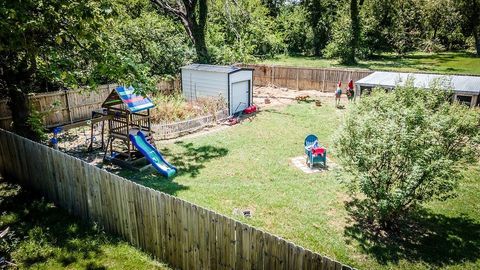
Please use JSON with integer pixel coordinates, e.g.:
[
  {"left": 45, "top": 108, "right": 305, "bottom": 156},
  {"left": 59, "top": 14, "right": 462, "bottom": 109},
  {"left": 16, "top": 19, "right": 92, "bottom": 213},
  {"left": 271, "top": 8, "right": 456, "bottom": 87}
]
[
  {"left": 0, "top": 129, "right": 356, "bottom": 270},
  {"left": 152, "top": 109, "right": 229, "bottom": 140},
  {"left": 243, "top": 64, "right": 373, "bottom": 92},
  {"left": 0, "top": 79, "right": 180, "bottom": 131}
]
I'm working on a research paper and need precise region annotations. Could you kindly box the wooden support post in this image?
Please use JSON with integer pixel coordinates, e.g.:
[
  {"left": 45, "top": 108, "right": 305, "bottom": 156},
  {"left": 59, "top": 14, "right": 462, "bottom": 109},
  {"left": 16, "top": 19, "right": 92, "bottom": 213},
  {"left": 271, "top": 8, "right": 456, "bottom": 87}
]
[
  {"left": 126, "top": 114, "right": 131, "bottom": 160},
  {"left": 471, "top": 95, "right": 478, "bottom": 108}
]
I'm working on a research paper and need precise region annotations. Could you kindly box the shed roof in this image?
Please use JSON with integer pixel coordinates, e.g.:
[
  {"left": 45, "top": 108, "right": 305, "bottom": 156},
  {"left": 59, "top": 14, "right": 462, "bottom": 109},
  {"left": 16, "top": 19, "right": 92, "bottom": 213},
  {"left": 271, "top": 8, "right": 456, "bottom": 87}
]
[
  {"left": 102, "top": 86, "right": 155, "bottom": 113},
  {"left": 356, "top": 71, "right": 480, "bottom": 94},
  {"left": 181, "top": 64, "right": 241, "bottom": 73}
]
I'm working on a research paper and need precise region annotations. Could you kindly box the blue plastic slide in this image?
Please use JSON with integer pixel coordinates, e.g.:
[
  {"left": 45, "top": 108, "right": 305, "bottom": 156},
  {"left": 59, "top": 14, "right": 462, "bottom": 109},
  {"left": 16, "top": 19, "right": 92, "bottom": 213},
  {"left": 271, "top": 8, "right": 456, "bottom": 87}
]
[{"left": 129, "top": 131, "right": 177, "bottom": 177}]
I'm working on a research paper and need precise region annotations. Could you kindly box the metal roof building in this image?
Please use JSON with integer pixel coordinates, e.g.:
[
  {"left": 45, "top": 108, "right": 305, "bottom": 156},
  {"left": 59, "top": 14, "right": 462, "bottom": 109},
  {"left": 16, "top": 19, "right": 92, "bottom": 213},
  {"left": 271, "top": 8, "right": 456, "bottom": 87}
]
[
  {"left": 181, "top": 64, "right": 254, "bottom": 114},
  {"left": 355, "top": 71, "right": 480, "bottom": 107}
]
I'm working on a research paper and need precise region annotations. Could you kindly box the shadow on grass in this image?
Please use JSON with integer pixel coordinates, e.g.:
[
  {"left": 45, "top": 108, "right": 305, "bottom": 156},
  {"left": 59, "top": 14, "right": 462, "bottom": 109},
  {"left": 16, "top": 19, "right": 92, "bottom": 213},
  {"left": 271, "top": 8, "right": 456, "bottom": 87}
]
[
  {"left": 262, "top": 108, "right": 296, "bottom": 117},
  {"left": 113, "top": 142, "right": 229, "bottom": 195},
  {"left": 344, "top": 201, "right": 480, "bottom": 267},
  {"left": 0, "top": 181, "right": 113, "bottom": 268},
  {"left": 352, "top": 52, "right": 476, "bottom": 73},
  {"left": 164, "top": 141, "right": 229, "bottom": 178}
]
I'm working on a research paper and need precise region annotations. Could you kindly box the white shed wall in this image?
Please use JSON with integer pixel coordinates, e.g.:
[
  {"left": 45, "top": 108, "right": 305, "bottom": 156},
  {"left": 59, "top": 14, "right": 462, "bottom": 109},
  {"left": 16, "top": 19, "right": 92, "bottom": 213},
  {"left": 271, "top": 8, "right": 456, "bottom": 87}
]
[{"left": 181, "top": 69, "right": 228, "bottom": 101}]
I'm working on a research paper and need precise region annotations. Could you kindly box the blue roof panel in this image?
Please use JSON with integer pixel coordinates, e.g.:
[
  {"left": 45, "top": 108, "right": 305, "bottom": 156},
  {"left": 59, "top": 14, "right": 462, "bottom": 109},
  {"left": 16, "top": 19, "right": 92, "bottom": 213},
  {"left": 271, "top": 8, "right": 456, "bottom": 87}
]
[{"left": 115, "top": 86, "right": 155, "bottom": 112}]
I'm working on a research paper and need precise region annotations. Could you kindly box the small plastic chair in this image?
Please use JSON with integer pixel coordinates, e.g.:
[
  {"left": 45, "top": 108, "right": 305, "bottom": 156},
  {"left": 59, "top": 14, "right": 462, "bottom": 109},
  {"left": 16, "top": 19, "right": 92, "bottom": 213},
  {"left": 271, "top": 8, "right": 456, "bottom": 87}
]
[{"left": 304, "top": 134, "right": 327, "bottom": 168}]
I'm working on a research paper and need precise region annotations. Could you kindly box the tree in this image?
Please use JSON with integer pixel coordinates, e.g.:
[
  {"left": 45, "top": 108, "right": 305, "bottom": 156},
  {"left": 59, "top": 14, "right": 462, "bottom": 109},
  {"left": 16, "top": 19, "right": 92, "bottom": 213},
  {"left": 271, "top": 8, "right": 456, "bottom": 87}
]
[
  {"left": 323, "top": 0, "right": 363, "bottom": 64},
  {"left": 348, "top": 0, "right": 362, "bottom": 63},
  {"left": 360, "top": 0, "right": 396, "bottom": 55},
  {"left": 276, "top": 5, "right": 312, "bottom": 55},
  {"left": 302, "top": 0, "right": 339, "bottom": 56},
  {"left": 335, "top": 81, "right": 480, "bottom": 229},
  {"left": 151, "top": 0, "right": 209, "bottom": 63},
  {"left": 207, "top": 0, "right": 284, "bottom": 63},
  {"left": 0, "top": 0, "right": 114, "bottom": 140},
  {"left": 0, "top": 0, "right": 162, "bottom": 140},
  {"left": 261, "top": 0, "right": 284, "bottom": 17},
  {"left": 389, "top": 0, "right": 425, "bottom": 55},
  {"left": 457, "top": 0, "right": 480, "bottom": 56},
  {"left": 422, "top": 0, "right": 465, "bottom": 52},
  {"left": 109, "top": 1, "right": 192, "bottom": 79}
]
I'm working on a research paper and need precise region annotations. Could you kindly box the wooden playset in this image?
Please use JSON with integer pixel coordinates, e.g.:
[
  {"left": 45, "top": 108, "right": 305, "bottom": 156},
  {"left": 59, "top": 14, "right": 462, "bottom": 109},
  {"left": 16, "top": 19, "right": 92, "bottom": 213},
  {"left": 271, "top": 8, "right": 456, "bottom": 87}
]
[{"left": 100, "top": 86, "right": 177, "bottom": 176}]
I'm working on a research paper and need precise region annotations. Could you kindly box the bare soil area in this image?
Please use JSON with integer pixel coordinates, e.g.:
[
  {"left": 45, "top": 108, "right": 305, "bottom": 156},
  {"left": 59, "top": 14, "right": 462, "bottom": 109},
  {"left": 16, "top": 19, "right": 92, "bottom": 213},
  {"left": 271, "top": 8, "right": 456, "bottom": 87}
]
[{"left": 253, "top": 85, "right": 350, "bottom": 109}]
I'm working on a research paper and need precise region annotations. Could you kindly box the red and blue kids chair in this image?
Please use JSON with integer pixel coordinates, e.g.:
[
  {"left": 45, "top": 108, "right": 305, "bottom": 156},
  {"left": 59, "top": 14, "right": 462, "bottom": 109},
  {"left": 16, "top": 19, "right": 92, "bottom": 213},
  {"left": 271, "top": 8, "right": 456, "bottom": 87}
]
[{"left": 304, "top": 134, "right": 327, "bottom": 169}]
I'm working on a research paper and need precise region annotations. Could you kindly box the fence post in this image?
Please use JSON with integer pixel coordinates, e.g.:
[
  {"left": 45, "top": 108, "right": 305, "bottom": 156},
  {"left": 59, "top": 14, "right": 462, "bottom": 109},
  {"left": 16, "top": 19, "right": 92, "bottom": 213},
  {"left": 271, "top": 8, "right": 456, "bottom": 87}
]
[
  {"left": 64, "top": 89, "right": 73, "bottom": 124},
  {"left": 322, "top": 69, "right": 326, "bottom": 92},
  {"left": 271, "top": 65, "right": 275, "bottom": 86},
  {"left": 296, "top": 68, "right": 299, "bottom": 90}
]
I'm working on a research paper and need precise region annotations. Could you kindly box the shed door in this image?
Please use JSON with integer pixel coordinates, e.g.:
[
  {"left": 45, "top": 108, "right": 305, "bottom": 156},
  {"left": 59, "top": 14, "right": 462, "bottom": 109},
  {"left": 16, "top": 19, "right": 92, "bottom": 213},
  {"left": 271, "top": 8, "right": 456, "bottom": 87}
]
[{"left": 231, "top": 80, "right": 250, "bottom": 114}]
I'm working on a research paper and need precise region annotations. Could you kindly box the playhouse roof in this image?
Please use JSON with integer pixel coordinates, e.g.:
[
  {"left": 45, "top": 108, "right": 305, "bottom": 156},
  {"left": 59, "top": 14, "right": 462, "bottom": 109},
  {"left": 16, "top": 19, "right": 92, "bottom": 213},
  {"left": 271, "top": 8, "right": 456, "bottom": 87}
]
[
  {"left": 356, "top": 72, "right": 480, "bottom": 95},
  {"left": 102, "top": 86, "right": 155, "bottom": 113}
]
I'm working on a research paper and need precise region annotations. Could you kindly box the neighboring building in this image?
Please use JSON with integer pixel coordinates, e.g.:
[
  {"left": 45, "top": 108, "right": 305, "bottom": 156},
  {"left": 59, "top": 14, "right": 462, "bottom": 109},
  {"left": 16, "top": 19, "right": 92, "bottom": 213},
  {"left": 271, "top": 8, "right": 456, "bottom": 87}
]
[
  {"left": 355, "top": 71, "right": 480, "bottom": 107},
  {"left": 181, "top": 64, "right": 254, "bottom": 114}
]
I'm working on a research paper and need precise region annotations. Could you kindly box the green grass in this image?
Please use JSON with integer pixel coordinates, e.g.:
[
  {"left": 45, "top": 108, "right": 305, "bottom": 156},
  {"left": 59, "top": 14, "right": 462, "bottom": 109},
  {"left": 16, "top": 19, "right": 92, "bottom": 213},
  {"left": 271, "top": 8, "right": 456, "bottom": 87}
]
[
  {"left": 0, "top": 181, "right": 171, "bottom": 269},
  {"left": 259, "top": 52, "right": 480, "bottom": 75},
  {"left": 117, "top": 102, "right": 480, "bottom": 270}
]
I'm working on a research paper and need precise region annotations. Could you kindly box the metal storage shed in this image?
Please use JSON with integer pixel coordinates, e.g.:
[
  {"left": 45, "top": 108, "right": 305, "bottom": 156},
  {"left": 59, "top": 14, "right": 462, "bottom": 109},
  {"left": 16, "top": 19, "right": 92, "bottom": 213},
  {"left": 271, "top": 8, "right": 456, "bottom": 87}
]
[
  {"left": 355, "top": 71, "right": 480, "bottom": 107},
  {"left": 181, "top": 64, "right": 254, "bottom": 115}
]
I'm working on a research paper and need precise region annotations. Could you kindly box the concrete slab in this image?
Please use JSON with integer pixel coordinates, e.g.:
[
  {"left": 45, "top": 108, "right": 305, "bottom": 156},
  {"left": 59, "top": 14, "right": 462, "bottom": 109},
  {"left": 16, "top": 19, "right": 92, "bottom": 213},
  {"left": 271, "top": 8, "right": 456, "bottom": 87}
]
[{"left": 290, "top": 156, "right": 336, "bottom": 174}]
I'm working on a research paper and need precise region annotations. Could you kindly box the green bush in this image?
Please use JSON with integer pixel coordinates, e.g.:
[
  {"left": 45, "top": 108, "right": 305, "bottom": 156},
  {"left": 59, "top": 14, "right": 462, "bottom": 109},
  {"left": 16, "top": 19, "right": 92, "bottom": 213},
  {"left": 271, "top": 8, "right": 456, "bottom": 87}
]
[
  {"left": 151, "top": 93, "right": 226, "bottom": 122},
  {"left": 207, "top": 0, "right": 285, "bottom": 63},
  {"left": 323, "top": 5, "right": 353, "bottom": 63},
  {"left": 276, "top": 5, "right": 313, "bottom": 55},
  {"left": 334, "top": 81, "right": 480, "bottom": 229}
]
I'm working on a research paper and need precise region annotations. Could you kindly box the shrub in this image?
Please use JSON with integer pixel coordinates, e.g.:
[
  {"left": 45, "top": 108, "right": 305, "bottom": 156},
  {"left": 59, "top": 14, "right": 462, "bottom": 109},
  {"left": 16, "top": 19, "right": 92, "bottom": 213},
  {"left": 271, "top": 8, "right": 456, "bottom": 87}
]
[
  {"left": 334, "top": 80, "right": 480, "bottom": 229},
  {"left": 150, "top": 93, "right": 226, "bottom": 123},
  {"left": 323, "top": 6, "right": 353, "bottom": 63},
  {"left": 276, "top": 5, "right": 313, "bottom": 55},
  {"left": 207, "top": 0, "right": 285, "bottom": 63}
]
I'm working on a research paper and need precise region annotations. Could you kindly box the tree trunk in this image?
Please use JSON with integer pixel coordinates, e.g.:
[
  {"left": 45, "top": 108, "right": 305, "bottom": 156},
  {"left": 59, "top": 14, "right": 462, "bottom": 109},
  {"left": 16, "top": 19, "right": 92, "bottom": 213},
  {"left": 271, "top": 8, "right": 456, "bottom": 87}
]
[
  {"left": 309, "top": 0, "right": 323, "bottom": 56},
  {"left": 7, "top": 87, "right": 37, "bottom": 140},
  {"left": 192, "top": 0, "right": 209, "bottom": 63},
  {"left": 151, "top": 0, "right": 210, "bottom": 63},
  {"left": 348, "top": 0, "right": 360, "bottom": 64},
  {"left": 313, "top": 28, "right": 322, "bottom": 56},
  {"left": 192, "top": 29, "right": 209, "bottom": 63},
  {"left": 474, "top": 29, "right": 480, "bottom": 57}
]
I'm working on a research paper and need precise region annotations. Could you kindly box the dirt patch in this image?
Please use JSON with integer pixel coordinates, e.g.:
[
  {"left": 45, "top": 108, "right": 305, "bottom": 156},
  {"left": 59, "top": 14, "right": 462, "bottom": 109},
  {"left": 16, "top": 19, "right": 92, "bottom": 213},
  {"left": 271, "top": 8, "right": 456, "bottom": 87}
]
[{"left": 253, "top": 85, "right": 350, "bottom": 109}]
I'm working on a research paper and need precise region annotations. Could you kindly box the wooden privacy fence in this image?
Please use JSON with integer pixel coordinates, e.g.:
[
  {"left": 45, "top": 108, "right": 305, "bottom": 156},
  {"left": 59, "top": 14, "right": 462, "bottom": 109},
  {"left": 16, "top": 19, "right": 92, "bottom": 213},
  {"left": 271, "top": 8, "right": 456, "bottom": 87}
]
[
  {"left": 243, "top": 64, "right": 373, "bottom": 92},
  {"left": 152, "top": 109, "right": 229, "bottom": 140},
  {"left": 0, "top": 79, "right": 180, "bottom": 130},
  {"left": 0, "top": 129, "right": 356, "bottom": 270},
  {"left": 0, "top": 85, "right": 115, "bottom": 130}
]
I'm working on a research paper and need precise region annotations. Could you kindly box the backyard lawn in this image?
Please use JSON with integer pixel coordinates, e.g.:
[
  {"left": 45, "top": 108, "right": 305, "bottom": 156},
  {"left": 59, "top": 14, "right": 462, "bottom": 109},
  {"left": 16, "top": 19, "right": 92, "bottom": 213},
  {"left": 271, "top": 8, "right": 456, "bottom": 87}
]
[
  {"left": 118, "top": 102, "right": 480, "bottom": 270},
  {"left": 0, "top": 180, "right": 171, "bottom": 269},
  {"left": 259, "top": 52, "right": 480, "bottom": 75}
]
